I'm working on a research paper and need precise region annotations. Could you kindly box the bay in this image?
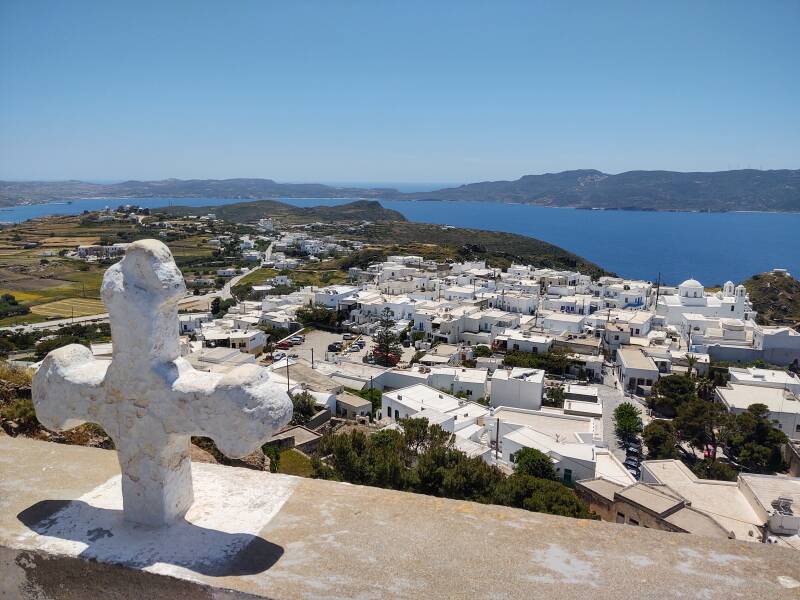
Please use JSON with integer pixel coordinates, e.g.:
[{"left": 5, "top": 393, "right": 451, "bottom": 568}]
[{"left": 2, "top": 196, "right": 797, "bottom": 285}]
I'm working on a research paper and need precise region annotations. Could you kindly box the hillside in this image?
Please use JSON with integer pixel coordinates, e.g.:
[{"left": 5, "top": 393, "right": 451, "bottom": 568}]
[
  {"left": 743, "top": 272, "right": 800, "bottom": 328},
  {"left": 3, "top": 168, "right": 800, "bottom": 212},
  {"left": 347, "top": 221, "right": 611, "bottom": 278},
  {"left": 162, "top": 199, "right": 406, "bottom": 224}
]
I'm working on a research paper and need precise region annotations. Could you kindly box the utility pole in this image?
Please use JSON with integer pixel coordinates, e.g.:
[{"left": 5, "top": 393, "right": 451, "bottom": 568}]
[
  {"left": 494, "top": 416, "right": 500, "bottom": 460},
  {"left": 653, "top": 272, "right": 661, "bottom": 312},
  {"left": 310, "top": 347, "right": 314, "bottom": 368},
  {"left": 286, "top": 359, "right": 290, "bottom": 394}
]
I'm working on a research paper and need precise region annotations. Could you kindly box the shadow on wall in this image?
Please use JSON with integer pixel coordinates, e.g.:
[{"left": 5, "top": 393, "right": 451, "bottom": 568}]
[{"left": 18, "top": 500, "right": 283, "bottom": 577}]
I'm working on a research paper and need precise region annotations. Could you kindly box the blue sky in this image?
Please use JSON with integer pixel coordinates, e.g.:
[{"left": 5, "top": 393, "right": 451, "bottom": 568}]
[{"left": 1, "top": 0, "right": 798, "bottom": 182}]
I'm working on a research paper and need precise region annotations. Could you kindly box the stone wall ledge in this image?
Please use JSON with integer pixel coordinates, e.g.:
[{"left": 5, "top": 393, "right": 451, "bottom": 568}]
[{"left": 2, "top": 435, "right": 799, "bottom": 599}]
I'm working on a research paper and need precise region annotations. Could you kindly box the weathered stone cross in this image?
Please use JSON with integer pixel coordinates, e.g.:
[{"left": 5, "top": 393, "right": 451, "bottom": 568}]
[{"left": 32, "top": 240, "right": 292, "bottom": 527}]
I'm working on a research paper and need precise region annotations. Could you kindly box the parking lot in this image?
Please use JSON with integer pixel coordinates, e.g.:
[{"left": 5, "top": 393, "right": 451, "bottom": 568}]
[
  {"left": 273, "top": 329, "right": 341, "bottom": 364},
  {"left": 280, "top": 329, "right": 417, "bottom": 366}
]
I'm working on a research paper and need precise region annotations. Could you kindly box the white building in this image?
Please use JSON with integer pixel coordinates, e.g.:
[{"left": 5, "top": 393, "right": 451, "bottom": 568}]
[
  {"left": 314, "top": 285, "right": 359, "bottom": 309},
  {"left": 616, "top": 347, "right": 659, "bottom": 394},
  {"left": 657, "top": 279, "right": 755, "bottom": 327},
  {"left": 381, "top": 384, "right": 489, "bottom": 433},
  {"left": 716, "top": 383, "right": 800, "bottom": 440},
  {"left": 490, "top": 368, "right": 545, "bottom": 410}
]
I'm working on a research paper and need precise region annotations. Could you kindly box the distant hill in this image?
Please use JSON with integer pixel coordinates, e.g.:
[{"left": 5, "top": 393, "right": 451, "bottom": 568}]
[
  {"left": 163, "top": 199, "right": 609, "bottom": 277},
  {"left": 743, "top": 271, "right": 800, "bottom": 328},
  {"left": 347, "top": 221, "right": 611, "bottom": 279},
  {"left": 2, "top": 169, "right": 799, "bottom": 211},
  {"left": 396, "top": 169, "right": 800, "bottom": 211},
  {"left": 0, "top": 178, "right": 393, "bottom": 207},
  {"left": 161, "top": 199, "right": 406, "bottom": 224}
]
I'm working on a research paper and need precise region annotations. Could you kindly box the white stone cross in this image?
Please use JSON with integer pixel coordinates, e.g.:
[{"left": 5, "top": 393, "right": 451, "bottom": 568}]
[{"left": 32, "top": 240, "right": 292, "bottom": 527}]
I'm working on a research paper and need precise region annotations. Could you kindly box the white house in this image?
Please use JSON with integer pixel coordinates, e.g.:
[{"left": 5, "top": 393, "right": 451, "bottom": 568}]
[
  {"left": 490, "top": 368, "right": 545, "bottom": 410},
  {"left": 381, "top": 384, "right": 489, "bottom": 432},
  {"left": 616, "top": 347, "right": 659, "bottom": 394},
  {"left": 179, "top": 312, "right": 212, "bottom": 334},
  {"left": 716, "top": 383, "right": 800, "bottom": 440},
  {"left": 314, "top": 285, "right": 359, "bottom": 310}
]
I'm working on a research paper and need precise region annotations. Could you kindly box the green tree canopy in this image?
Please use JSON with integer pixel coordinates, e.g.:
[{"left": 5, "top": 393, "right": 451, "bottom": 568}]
[
  {"left": 675, "top": 399, "right": 730, "bottom": 459},
  {"left": 613, "top": 402, "right": 643, "bottom": 443},
  {"left": 691, "top": 458, "right": 738, "bottom": 481},
  {"left": 313, "top": 417, "right": 593, "bottom": 519},
  {"left": 723, "top": 403, "right": 788, "bottom": 473},
  {"left": 373, "top": 307, "right": 402, "bottom": 366},
  {"left": 648, "top": 374, "right": 696, "bottom": 418},
  {"left": 642, "top": 419, "right": 679, "bottom": 460},
  {"left": 472, "top": 344, "right": 492, "bottom": 358},
  {"left": 290, "top": 391, "right": 318, "bottom": 426},
  {"left": 513, "top": 447, "right": 557, "bottom": 481}
]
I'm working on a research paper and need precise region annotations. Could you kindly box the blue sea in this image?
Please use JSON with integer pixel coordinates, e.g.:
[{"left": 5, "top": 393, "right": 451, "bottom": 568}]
[{"left": 2, "top": 196, "right": 797, "bottom": 285}]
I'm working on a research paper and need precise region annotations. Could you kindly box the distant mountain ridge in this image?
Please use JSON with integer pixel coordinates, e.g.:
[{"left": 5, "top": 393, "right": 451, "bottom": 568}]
[
  {"left": 396, "top": 169, "right": 800, "bottom": 211},
  {"left": 2, "top": 168, "right": 799, "bottom": 211}
]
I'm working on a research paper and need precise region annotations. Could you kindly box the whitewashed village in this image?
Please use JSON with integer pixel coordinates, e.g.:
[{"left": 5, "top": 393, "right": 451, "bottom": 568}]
[{"left": 9, "top": 208, "right": 798, "bottom": 556}]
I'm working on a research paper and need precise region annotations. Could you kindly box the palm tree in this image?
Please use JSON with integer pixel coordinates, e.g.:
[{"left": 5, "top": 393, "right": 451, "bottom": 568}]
[{"left": 685, "top": 353, "right": 698, "bottom": 379}]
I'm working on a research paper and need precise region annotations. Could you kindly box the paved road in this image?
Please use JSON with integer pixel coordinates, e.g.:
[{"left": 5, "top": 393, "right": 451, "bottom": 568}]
[
  {"left": 599, "top": 366, "right": 652, "bottom": 461},
  {"left": 220, "top": 266, "right": 258, "bottom": 300}
]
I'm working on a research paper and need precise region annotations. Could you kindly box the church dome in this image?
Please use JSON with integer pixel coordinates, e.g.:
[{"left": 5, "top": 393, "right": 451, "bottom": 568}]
[{"left": 680, "top": 278, "right": 702, "bottom": 288}]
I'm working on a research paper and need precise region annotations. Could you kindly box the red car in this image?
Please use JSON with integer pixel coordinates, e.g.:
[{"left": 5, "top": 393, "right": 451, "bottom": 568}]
[{"left": 275, "top": 341, "right": 291, "bottom": 350}]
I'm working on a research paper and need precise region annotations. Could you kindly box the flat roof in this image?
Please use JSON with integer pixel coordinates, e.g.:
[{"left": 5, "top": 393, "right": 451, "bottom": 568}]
[
  {"left": 616, "top": 483, "right": 684, "bottom": 516},
  {"left": 576, "top": 477, "right": 624, "bottom": 502},
  {"left": 337, "top": 392, "right": 372, "bottom": 411},
  {"left": 729, "top": 368, "right": 800, "bottom": 388},
  {"left": 663, "top": 507, "right": 730, "bottom": 538},
  {"left": 717, "top": 384, "right": 800, "bottom": 414},
  {"left": 641, "top": 460, "right": 763, "bottom": 540},
  {"left": 504, "top": 427, "right": 595, "bottom": 461},
  {"left": 385, "top": 384, "right": 462, "bottom": 413},
  {"left": 494, "top": 406, "right": 595, "bottom": 439},
  {"left": 617, "top": 347, "right": 658, "bottom": 371},
  {"left": 492, "top": 367, "right": 545, "bottom": 383}
]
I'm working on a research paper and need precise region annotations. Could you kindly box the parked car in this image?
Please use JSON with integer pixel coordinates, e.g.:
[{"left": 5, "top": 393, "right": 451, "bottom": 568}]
[
  {"left": 626, "top": 467, "right": 641, "bottom": 480},
  {"left": 623, "top": 457, "right": 640, "bottom": 469},
  {"left": 289, "top": 336, "right": 303, "bottom": 344},
  {"left": 342, "top": 333, "right": 354, "bottom": 340},
  {"left": 275, "top": 341, "right": 291, "bottom": 350},
  {"left": 356, "top": 339, "right": 366, "bottom": 348},
  {"left": 272, "top": 352, "right": 286, "bottom": 361},
  {"left": 625, "top": 440, "right": 642, "bottom": 452},
  {"left": 328, "top": 342, "right": 343, "bottom": 352}
]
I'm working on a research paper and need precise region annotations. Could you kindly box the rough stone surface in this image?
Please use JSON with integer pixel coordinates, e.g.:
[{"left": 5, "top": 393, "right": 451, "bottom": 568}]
[
  {"left": 31, "top": 240, "right": 292, "bottom": 526},
  {"left": 3, "top": 436, "right": 800, "bottom": 599}
]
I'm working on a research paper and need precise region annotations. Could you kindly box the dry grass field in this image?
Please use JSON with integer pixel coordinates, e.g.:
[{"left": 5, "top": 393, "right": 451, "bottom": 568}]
[{"left": 29, "top": 297, "right": 107, "bottom": 318}]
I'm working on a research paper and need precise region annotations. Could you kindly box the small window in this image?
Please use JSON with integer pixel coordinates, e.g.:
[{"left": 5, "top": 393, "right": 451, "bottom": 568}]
[
  {"left": 616, "top": 512, "right": 625, "bottom": 524},
  {"left": 629, "top": 518, "right": 639, "bottom": 526},
  {"left": 731, "top": 306, "right": 735, "bottom": 312},
  {"left": 795, "top": 424, "right": 800, "bottom": 433},
  {"left": 563, "top": 468, "right": 572, "bottom": 484}
]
